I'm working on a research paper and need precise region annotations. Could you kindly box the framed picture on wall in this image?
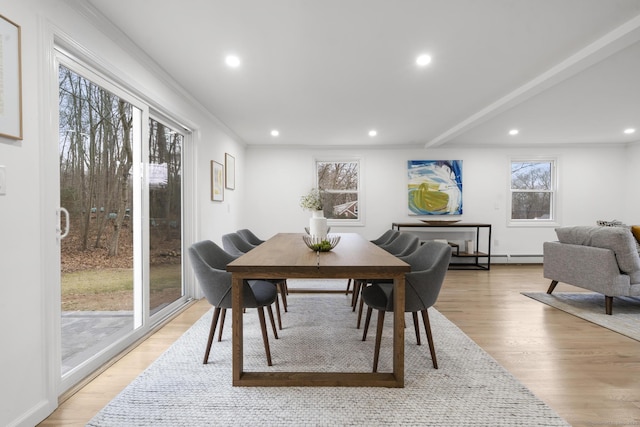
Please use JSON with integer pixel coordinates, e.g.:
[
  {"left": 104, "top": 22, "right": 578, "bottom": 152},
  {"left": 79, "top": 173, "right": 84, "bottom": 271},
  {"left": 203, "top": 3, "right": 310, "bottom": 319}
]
[
  {"left": 225, "top": 153, "right": 235, "bottom": 190},
  {"left": 407, "top": 160, "right": 463, "bottom": 215},
  {"left": 211, "top": 160, "right": 224, "bottom": 201},
  {"left": 0, "top": 14, "right": 23, "bottom": 140}
]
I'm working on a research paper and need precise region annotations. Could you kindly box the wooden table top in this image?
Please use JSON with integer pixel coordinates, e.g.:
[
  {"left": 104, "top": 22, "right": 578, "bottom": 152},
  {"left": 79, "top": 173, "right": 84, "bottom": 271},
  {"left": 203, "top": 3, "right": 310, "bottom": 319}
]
[{"left": 226, "top": 232, "right": 409, "bottom": 279}]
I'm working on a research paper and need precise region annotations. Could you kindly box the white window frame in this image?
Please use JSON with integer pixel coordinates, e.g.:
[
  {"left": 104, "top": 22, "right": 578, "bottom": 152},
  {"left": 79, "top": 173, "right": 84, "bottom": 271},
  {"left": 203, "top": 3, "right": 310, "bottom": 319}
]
[
  {"left": 508, "top": 157, "right": 559, "bottom": 227},
  {"left": 315, "top": 158, "right": 364, "bottom": 226}
]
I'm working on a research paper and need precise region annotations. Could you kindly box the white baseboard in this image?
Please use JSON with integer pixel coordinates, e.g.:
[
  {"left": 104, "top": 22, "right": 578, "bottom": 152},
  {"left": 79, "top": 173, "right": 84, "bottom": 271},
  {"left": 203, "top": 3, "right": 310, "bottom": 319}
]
[
  {"left": 491, "top": 254, "right": 543, "bottom": 264},
  {"left": 7, "top": 398, "right": 56, "bottom": 427}
]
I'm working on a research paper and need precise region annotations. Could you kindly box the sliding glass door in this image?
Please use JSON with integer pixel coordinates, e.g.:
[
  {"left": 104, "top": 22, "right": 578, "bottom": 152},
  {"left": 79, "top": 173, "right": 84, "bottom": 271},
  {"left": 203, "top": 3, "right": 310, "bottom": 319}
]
[
  {"left": 58, "top": 64, "right": 138, "bottom": 377},
  {"left": 57, "top": 57, "right": 188, "bottom": 392}
]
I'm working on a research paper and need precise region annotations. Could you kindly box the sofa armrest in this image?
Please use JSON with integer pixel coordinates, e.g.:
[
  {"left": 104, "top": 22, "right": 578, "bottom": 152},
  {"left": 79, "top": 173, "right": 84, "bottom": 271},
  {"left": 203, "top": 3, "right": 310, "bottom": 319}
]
[{"left": 543, "top": 241, "right": 630, "bottom": 295}]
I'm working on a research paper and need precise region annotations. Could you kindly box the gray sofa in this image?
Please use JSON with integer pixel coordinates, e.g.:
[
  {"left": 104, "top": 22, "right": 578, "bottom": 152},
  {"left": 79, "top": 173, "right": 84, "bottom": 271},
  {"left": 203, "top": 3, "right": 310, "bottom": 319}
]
[{"left": 543, "top": 226, "right": 640, "bottom": 314}]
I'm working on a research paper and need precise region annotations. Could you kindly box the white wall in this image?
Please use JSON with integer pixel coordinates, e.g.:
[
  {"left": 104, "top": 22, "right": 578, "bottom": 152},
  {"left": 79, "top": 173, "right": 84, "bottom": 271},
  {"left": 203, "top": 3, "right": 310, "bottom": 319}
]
[
  {"left": 625, "top": 141, "right": 640, "bottom": 218},
  {"left": 243, "top": 144, "right": 638, "bottom": 257},
  {"left": 194, "top": 130, "right": 246, "bottom": 245},
  {"left": 0, "top": 1, "right": 246, "bottom": 425}
]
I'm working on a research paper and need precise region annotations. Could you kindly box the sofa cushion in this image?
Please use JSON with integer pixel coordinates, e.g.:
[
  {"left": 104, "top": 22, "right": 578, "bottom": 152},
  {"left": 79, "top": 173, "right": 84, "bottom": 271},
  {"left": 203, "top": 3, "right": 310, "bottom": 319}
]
[
  {"left": 596, "top": 220, "right": 640, "bottom": 253},
  {"left": 555, "top": 226, "right": 640, "bottom": 282}
]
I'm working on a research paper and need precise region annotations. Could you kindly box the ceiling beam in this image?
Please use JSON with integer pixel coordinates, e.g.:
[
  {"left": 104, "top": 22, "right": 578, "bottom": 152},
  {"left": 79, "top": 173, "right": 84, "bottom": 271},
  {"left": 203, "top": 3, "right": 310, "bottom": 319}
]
[{"left": 425, "top": 13, "right": 640, "bottom": 148}]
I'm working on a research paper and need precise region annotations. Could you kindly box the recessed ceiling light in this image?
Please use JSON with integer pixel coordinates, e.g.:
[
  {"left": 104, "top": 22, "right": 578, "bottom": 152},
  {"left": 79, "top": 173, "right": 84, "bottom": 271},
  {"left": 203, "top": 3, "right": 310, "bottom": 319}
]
[
  {"left": 270, "top": 130, "right": 279, "bottom": 137},
  {"left": 509, "top": 129, "right": 519, "bottom": 136},
  {"left": 225, "top": 55, "right": 241, "bottom": 68},
  {"left": 368, "top": 130, "right": 377, "bottom": 137},
  {"left": 416, "top": 54, "right": 432, "bottom": 66},
  {"left": 624, "top": 128, "right": 636, "bottom": 134}
]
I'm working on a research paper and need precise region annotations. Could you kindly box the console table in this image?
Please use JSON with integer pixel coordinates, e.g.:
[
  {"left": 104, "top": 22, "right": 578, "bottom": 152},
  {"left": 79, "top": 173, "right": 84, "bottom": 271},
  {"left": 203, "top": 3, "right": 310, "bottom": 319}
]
[{"left": 392, "top": 222, "right": 492, "bottom": 270}]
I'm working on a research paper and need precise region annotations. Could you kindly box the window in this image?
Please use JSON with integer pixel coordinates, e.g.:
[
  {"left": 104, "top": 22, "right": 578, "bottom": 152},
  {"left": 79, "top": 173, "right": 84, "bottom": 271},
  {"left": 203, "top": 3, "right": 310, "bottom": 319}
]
[
  {"left": 316, "top": 159, "right": 361, "bottom": 223},
  {"left": 510, "top": 159, "right": 556, "bottom": 223}
]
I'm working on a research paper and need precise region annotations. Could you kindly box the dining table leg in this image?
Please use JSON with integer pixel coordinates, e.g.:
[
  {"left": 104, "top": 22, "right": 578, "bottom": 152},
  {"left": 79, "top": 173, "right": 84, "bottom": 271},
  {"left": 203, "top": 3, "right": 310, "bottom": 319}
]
[
  {"left": 232, "top": 274, "right": 243, "bottom": 385},
  {"left": 393, "top": 274, "right": 405, "bottom": 387}
]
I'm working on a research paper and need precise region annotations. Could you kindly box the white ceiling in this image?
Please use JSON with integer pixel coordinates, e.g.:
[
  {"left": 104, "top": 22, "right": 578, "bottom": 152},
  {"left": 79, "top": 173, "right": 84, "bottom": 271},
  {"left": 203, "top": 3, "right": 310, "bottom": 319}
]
[{"left": 84, "top": 0, "right": 640, "bottom": 148}]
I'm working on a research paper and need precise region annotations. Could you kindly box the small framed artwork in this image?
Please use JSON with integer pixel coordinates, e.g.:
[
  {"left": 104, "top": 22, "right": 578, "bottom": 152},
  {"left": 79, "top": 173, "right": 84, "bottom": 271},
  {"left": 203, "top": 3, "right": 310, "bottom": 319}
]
[
  {"left": 0, "top": 15, "right": 23, "bottom": 140},
  {"left": 211, "top": 160, "right": 224, "bottom": 201},
  {"left": 225, "top": 153, "right": 235, "bottom": 190}
]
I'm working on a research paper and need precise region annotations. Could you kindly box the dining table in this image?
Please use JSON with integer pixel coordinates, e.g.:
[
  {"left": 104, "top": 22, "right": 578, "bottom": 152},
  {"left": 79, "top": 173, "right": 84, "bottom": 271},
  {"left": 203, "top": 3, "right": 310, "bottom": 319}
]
[{"left": 226, "top": 232, "right": 410, "bottom": 387}]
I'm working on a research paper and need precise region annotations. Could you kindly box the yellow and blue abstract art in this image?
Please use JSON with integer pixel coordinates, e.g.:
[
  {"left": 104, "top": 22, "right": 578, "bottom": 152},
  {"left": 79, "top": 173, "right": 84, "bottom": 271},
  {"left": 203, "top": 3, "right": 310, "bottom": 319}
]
[{"left": 408, "top": 160, "right": 462, "bottom": 215}]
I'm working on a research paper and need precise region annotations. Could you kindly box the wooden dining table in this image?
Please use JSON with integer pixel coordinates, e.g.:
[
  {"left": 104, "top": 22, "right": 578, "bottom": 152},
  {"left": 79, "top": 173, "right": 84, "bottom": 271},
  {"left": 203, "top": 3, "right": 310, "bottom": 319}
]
[{"left": 226, "top": 232, "right": 410, "bottom": 387}]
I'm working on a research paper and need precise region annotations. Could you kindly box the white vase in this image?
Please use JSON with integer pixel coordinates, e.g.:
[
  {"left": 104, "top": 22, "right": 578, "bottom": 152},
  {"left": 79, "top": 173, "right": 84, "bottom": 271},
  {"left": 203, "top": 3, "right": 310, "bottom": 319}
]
[{"left": 309, "top": 210, "right": 328, "bottom": 240}]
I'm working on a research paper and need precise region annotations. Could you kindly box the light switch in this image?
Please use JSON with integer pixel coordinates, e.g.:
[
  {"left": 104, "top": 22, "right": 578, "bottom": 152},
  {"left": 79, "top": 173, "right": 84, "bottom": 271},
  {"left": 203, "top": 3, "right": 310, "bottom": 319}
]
[{"left": 0, "top": 166, "right": 6, "bottom": 195}]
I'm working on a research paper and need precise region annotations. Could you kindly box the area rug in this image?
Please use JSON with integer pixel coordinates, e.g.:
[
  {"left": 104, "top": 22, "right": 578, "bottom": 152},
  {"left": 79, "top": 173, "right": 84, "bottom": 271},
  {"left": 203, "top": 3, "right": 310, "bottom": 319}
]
[
  {"left": 522, "top": 292, "right": 640, "bottom": 342},
  {"left": 88, "top": 282, "right": 568, "bottom": 426}
]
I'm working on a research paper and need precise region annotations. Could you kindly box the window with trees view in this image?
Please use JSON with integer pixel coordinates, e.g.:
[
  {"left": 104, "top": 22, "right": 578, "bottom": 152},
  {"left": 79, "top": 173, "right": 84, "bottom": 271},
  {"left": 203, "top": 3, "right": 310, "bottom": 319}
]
[
  {"left": 59, "top": 65, "right": 135, "bottom": 258},
  {"left": 316, "top": 160, "right": 360, "bottom": 222},
  {"left": 510, "top": 159, "right": 556, "bottom": 222}
]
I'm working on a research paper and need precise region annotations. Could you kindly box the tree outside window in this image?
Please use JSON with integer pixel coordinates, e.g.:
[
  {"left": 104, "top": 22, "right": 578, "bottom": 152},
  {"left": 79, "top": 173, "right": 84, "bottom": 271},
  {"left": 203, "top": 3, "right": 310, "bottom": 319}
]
[
  {"left": 316, "top": 160, "right": 359, "bottom": 221},
  {"left": 510, "top": 160, "right": 555, "bottom": 221}
]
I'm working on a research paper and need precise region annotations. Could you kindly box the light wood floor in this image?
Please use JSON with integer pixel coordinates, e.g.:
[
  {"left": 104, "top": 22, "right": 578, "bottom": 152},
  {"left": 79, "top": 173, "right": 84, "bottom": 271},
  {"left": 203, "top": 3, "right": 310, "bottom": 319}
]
[{"left": 40, "top": 264, "right": 640, "bottom": 427}]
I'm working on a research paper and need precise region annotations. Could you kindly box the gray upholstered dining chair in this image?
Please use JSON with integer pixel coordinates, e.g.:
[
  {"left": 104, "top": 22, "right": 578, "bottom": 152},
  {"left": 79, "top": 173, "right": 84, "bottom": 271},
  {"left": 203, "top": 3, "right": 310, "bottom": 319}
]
[
  {"left": 378, "top": 232, "right": 420, "bottom": 257},
  {"left": 222, "top": 232, "right": 257, "bottom": 256},
  {"left": 188, "top": 240, "right": 280, "bottom": 366},
  {"left": 237, "top": 229, "right": 292, "bottom": 305},
  {"left": 346, "top": 230, "right": 401, "bottom": 297},
  {"left": 361, "top": 241, "right": 452, "bottom": 372},
  {"left": 370, "top": 229, "right": 400, "bottom": 246},
  {"left": 352, "top": 233, "right": 421, "bottom": 321},
  {"left": 237, "top": 230, "right": 290, "bottom": 302},
  {"left": 237, "top": 228, "right": 265, "bottom": 246},
  {"left": 222, "top": 232, "right": 289, "bottom": 313}
]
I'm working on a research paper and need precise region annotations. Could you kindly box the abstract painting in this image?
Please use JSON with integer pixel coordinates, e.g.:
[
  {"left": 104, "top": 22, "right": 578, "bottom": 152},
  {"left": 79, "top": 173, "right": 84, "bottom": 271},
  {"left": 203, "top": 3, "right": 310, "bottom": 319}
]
[{"left": 407, "top": 160, "right": 462, "bottom": 215}]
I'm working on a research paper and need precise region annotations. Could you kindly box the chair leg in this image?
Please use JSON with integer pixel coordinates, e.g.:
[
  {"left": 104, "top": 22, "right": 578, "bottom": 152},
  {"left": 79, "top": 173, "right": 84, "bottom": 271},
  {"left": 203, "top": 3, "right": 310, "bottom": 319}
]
[
  {"left": 372, "top": 310, "right": 385, "bottom": 373},
  {"left": 345, "top": 278, "right": 352, "bottom": 295},
  {"left": 605, "top": 295, "right": 613, "bottom": 315},
  {"left": 217, "top": 308, "right": 226, "bottom": 342},
  {"left": 356, "top": 287, "right": 367, "bottom": 328},
  {"left": 257, "top": 307, "right": 273, "bottom": 366},
  {"left": 362, "top": 306, "right": 373, "bottom": 341},
  {"left": 546, "top": 280, "right": 558, "bottom": 294},
  {"left": 204, "top": 307, "right": 221, "bottom": 364},
  {"left": 412, "top": 312, "right": 421, "bottom": 345},
  {"left": 274, "top": 294, "right": 283, "bottom": 330},
  {"left": 421, "top": 309, "right": 438, "bottom": 369},
  {"left": 266, "top": 304, "right": 278, "bottom": 339},
  {"left": 278, "top": 281, "right": 288, "bottom": 312},
  {"left": 351, "top": 280, "right": 361, "bottom": 310}
]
